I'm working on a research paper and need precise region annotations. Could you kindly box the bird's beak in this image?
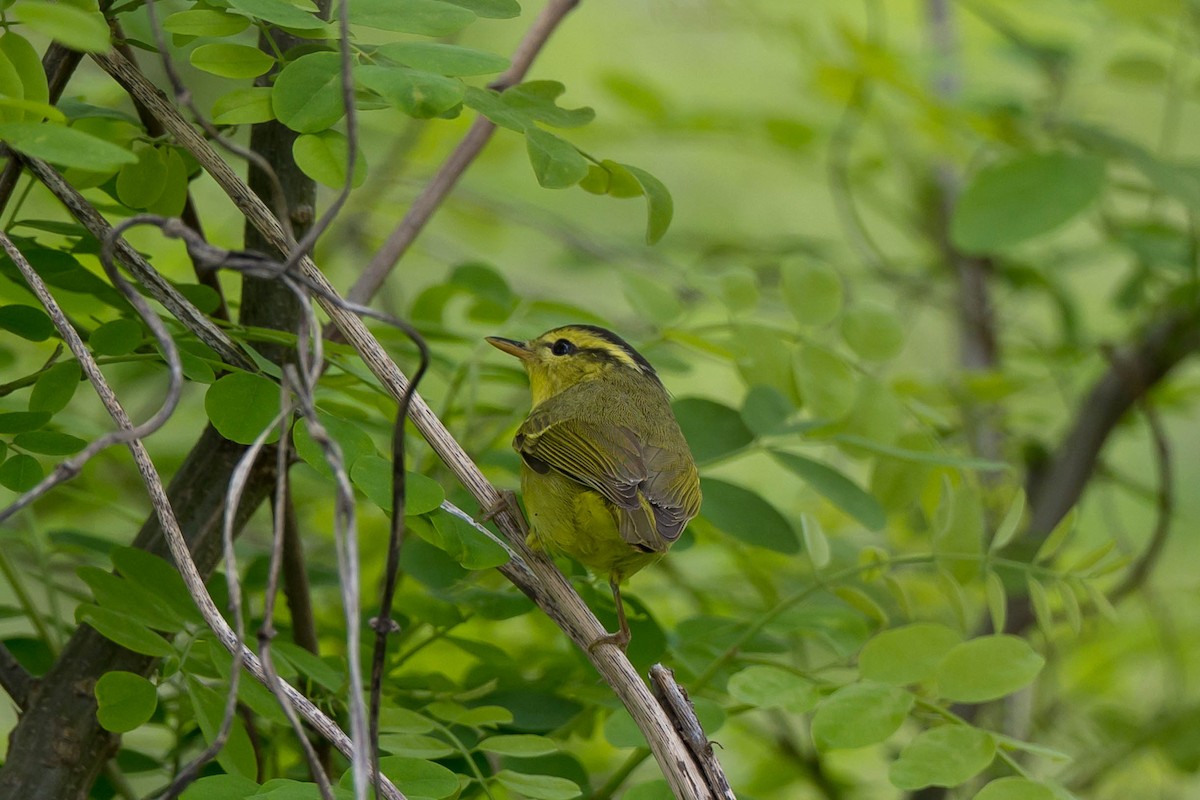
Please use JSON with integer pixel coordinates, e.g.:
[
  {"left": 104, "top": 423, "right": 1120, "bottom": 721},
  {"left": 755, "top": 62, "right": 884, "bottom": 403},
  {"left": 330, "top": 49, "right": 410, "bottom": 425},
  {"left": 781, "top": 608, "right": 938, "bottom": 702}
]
[{"left": 486, "top": 336, "right": 532, "bottom": 360}]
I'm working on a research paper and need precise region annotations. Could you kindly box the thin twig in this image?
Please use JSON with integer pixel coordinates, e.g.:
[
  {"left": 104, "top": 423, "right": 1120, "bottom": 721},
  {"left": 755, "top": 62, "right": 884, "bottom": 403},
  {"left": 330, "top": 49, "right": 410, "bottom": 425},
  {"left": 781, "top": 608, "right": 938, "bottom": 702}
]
[
  {"left": 0, "top": 644, "right": 33, "bottom": 708},
  {"left": 347, "top": 0, "right": 582, "bottom": 305}
]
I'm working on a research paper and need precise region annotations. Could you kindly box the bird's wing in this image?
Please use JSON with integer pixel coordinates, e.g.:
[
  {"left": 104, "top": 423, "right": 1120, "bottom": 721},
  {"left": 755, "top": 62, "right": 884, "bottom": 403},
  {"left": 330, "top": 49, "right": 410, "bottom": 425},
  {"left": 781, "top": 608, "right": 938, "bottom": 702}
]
[{"left": 516, "top": 405, "right": 700, "bottom": 553}]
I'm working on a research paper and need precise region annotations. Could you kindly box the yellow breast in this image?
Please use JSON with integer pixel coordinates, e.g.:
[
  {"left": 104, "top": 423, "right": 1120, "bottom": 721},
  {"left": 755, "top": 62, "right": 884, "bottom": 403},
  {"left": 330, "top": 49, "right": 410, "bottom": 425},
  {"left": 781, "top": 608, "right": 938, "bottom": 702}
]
[{"left": 520, "top": 465, "right": 661, "bottom": 581}]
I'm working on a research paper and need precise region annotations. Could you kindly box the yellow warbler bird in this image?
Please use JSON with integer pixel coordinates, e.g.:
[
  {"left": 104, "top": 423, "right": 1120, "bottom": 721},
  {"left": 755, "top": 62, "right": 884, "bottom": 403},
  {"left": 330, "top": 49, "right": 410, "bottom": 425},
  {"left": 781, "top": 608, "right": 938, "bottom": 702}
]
[{"left": 487, "top": 325, "right": 701, "bottom": 650}]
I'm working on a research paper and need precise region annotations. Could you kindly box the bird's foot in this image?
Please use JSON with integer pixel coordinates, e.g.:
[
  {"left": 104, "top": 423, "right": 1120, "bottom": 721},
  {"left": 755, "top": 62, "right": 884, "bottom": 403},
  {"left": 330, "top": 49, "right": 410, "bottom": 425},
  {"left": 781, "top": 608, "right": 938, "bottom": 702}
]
[
  {"left": 481, "top": 489, "right": 528, "bottom": 536},
  {"left": 587, "top": 628, "right": 630, "bottom": 654}
]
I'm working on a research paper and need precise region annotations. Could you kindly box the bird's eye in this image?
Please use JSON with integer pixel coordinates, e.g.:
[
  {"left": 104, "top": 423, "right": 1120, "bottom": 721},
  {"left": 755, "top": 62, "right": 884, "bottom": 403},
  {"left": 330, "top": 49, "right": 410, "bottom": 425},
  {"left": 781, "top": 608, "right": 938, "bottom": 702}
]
[{"left": 551, "top": 339, "right": 575, "bottom": 356}]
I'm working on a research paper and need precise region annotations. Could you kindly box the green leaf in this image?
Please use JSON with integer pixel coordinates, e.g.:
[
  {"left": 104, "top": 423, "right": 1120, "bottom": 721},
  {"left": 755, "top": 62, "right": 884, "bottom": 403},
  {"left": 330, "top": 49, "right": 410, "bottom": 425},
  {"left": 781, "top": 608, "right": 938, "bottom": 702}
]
[
  {"left": 146, "top": 148, "right": 189, "bottom": 217},
  {"left": 77, "top": 604, "right": 175, "bottom": 657},
  {"left": 272, "top": 52, "right": 345, "bottom": 134},
  {"left": 859, "top": 623, "right": 963, "bottom": 686},
  {"left": 212, "top": 87, "right": 275, "bottom": 125},
  {"left": 111, "top": 546, "right": 204, "bottom": 626},
  {"left": 190, "top": 43, "right": 275, "bottom": 79},
  {"left": 95, "top": 670, "right": 157, "bottom": 733},
  {"left": 349, "top": 0, "right": 476, "bottom": 35},
  {"left": 1035, "top": 506, "right": 1077, "bottom": 563},
  {"left": 985, "top": 570, "right": 1007, "bottom": 633},
  {"left": 356, "top": 65, "right": 465, "bottom": 119},
  {"left": 770, "top": 450, "right": 885, "bottom": 530},
  {"left": 525, "top": 128, "right": 588, "bottom": 189},
  {"left": 840, "top": 303, "right": 905, "bottom": 362},
  {"left": 162, "top": 8, "right": 252, "bottom": 37},
  {"left": 741, "top": 385, "right": 794, "bottom": 436},
  {"left": 378, "top": 733, "right": 455, "bottom": 758},
  {"left": 672, "top": 397, "right": 754, "bottom": 463},
  {"left": 271, "top": 641, "right": 345, "bottom": 691},
  {"left": 495, "top": 771, "right": 582, "bottom": 800},
  {"left": 0, "top": 49, "right": 27, "bottom": 125},
  {"left": 889, "top": 725, "right": 996, "bottom": 790},
  {"left": 442, "top": 0, "right": 520, "bottom": 17},
  {"left": 179, "top": 775, "right": 260, "bottom": 800},
  {"left": 292, "top": 412, "right": 375, "bottom": 476},
  {"left": 77, "top": 566, "right": 182, "bottom": 632},
  {"left": 950, "top": 153, "right": 1105, "bottom": 253},
  {"left": 350, "top": 456, "right": 445, "bottom": 516},
  {"left": 115, "top": 144, "right": 167, "bottom": 209},
  {"left": 463, "top": 85, "right": 532, "bottom": 131},
  {"left": 936, "top": 635, "right": 1045, "bottom": 703},
  {"left": 727, "top": 665, "right": 820, "bottom": 712},
  {"left": 1028, "top": 576, "right": 1054, "bottom": 634},
  {"left": 380, "top": 707, "right": 437, "bottom": 734},
  {"left": 0, "top": 410, "right": 50, "bottom": 433},
  {"left": 187, "top": 677, "right": 258, "bottom": 778},
  {"left": 623, "top": 163, "right": 674, "bottom": 245},
  {"left": 0, "top": 122, "right": 135, "bottom": 170},
  {"left": 973, "top": 777, "right": 1056, "bottom": 800},
  {"left": 293, "top": 130, "right": 366, "bottom": 189},
  {"left": 811, "top": 681, "right": 913, "bottom": 750},
  {"left": 0, "top": 453, "right": 43, "bottom": 491},
  {"left": 205, "top": 372, "right": 281, "bottom": 445},
  {"left": 503, "top": 81, "right": 595, "bottom": 128},
  {"left": 91, "top": 318, "right": 144, "bottom": 356},
  {"left": 0, "top": 304, "right": 54, "bottom": 341},
  {"left": 794, "top": 345, "right": 856, "bottom": 421},
  {"left": 0, "top": 32, "right": 49, "bottom": 121},
  {"left": 226, "top": 0, "right": 327, "bottom": 30},
  {"left": 990, "top": 488, "right": 1026, "bottom": 551},
  {"left": 800, "top": 513, "right": 831, "bottom": 569},
  {"left": 781, "top": 259, "right": 843, "bottom": 326},
  {"left": 700, "top": 478, "right": 799, "bottom": 553},
  {"left": 429, "top": 509, "right": 509, "bottom": 569},
  {"left": 377, "top": 41, "right": 509, "bottom": 76},
  {"left": 478, "top": 734, "right": 560, "bottom": 757},
  {"left": 29, "top": 360, "right": 79, "bottom": 413},
  {"left": 14, "top": 430, "right": 86, "bottom": 455},
  {"left": 378, "top": 756, "right": 460, "bottom": 798},
  {"left": 12, "top": 1, "right": 110, "bottom": 53}
]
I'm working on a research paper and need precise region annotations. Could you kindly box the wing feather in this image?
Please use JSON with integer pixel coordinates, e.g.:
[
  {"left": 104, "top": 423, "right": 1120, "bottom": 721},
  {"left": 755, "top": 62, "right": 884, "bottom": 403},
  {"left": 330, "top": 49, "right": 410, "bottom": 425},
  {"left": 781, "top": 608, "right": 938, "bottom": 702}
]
[{"left": 516, "top": 400, "right": 699, "bottom": 552}]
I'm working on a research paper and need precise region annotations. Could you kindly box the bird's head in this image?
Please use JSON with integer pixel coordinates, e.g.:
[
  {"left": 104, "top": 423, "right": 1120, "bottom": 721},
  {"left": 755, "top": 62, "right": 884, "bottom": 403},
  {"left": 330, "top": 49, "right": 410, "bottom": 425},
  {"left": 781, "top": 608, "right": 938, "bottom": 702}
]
[{"left": 487, "top": 324, "right": 659, "bottom": 406}]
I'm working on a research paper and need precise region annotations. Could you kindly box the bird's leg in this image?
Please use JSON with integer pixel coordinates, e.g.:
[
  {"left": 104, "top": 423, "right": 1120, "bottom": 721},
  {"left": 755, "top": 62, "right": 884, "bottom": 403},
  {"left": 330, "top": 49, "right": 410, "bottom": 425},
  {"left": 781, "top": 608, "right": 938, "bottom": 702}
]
[
  {"left": 588, "top": 579, "right": 631, "bottom": 653},
  {"left": 481, "top": 489, "right": 528, "bottom": 537}
]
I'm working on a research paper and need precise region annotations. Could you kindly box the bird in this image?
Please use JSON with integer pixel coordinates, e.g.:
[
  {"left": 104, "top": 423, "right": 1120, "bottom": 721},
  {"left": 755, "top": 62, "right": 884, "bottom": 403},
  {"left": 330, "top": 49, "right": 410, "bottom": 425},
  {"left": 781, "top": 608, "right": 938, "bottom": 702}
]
[{"left": 486, "top": 324, "right": 702, "bottom": 651}]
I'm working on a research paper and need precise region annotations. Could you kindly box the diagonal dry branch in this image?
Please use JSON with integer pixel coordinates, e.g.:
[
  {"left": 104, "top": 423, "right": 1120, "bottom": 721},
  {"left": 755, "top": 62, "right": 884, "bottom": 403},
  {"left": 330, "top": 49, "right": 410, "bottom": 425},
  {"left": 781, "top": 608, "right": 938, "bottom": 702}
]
[{"left": 91, "top": 41, "right": 721, "bottom": 800}]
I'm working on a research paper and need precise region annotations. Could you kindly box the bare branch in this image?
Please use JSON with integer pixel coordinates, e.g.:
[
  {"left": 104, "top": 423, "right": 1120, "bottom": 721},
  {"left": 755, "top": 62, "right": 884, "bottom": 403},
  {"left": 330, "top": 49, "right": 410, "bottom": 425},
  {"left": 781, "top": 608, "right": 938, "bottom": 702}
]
[{"left": 0, "top": 644, "right": 33, "bottom": 709}]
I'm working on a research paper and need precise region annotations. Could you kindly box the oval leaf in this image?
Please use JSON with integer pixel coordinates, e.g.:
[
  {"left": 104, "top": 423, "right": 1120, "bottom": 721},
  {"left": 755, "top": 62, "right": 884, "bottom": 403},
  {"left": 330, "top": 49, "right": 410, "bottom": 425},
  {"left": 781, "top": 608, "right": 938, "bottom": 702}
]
[
  {"left": 859, "top": 623, "right": 963, "bottom": 686},
  {"left": 727, "top": 665, "right": 820, "bottom": 712},
  {"left": 936, "top": 635, "right": 1045, "bottom": 703},
  {"left": 525, "top": 127, "right": 588, "bottom": 189},
  {"left": 811, "top": 681, "right": 913, "bottom": 750},
  {"left": 672, "top": 397, "right": 755, "bottom": 463},
  {"left": 889, "top": 725, "right": 996, "bottom": 790},
  {"left": 700, "top": 478, "right": 799, "bottom": 553},
  {"left": 95, "top": 670, "right": 158, "bottom": 733},
  {"left": 771, "top": 450, "right": 885, "bottom": 530},
  {"left": 0, "top": 122, "right": 135, "bottom": 171},
  {"left": 272, "top": 52, "right": 345, "bottom": 134},
  {"left": 190, "top": 43, "right": 275, "bottom": 80},
  {"left": 204, "top": 372, "right": 281, "bottom": 445},
  {"left": 951, "top": 153, "right": 1106, "bottom": 253}
]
